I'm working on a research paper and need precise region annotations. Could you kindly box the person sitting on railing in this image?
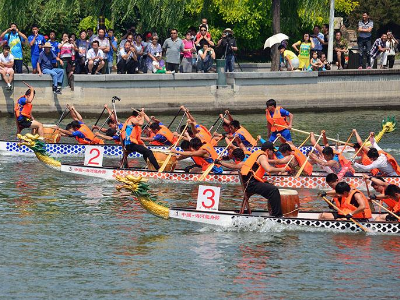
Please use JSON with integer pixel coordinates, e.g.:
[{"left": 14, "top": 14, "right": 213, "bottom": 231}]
[{"left": 0, "top": 45, "right": 14, "bottom": 90}]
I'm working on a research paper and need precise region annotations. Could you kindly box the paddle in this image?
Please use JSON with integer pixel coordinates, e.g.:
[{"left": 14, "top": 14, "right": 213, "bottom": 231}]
[
  {"left": 55, "top": 107, "right": 70, "bottom": 126},
  {"left": 372, "top": 200, "right": 400, "bottom": 221},
  {"left": 158, "top": 121, "right": 190, "bottom": 173},
  {"left": 351, "top": 133, "right": 372, "bottom": 161},
  {"left": 321, "top": 196, "right": 369, "bottom": 232},
  {"left": 284, "top": 134, "right": 311, "bottom": 170},
  {"left": 295, "top": 132, "right": 323, "bottom": 178},
  {"left": 167, "top": 108, "right": 183, "bottom": 129},
  {"left": 175, "top": 112, "right": 187, "bottom": 133},
  {"left": 94, "top": 107, "right": 107, "bottom": 127},
  {"left": 339, "top": 131, "right": 354, "bottom": 155},
  {"left": 208, "top": 116, "right": 221, "bottom": 132},
  {"left": 275, "top": 124, "right": 353, "bottom": 146},
  {"left": 213, "top": 112, "right": 227, "bottom": 134},
  {"left": 249, "top": 136, "right": 260, "bottom": 151},
  {"left": 272, "top": 134, "right": 281, "bottom": 144},
  {"left": 198, "top": 137, "right": 235, "bottom": 181}
]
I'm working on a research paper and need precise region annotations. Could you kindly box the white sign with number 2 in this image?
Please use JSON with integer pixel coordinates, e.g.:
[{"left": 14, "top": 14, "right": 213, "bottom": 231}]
[
  {"left": 84, "top": 146, "right": 104, "bottom": 167},
  {"left": 196, "top": 185, "right": 221, "bottom": 211}
]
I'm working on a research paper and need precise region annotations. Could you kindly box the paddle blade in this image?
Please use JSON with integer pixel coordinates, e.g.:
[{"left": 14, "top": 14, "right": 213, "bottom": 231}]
[
  {"left": 158, "top": 153, "right": 172, "bottom": 173},
  {"left": 198, "top": 164, "right": 214, "bottom": 181}
]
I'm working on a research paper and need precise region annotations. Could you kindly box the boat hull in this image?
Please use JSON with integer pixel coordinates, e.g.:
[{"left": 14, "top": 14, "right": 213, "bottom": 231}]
[
  {"left": 60, "top": 164, "right": 400, "bottom": 189},
  {"left": 169, "top": 208, "right": 400, "bottom": 234}
]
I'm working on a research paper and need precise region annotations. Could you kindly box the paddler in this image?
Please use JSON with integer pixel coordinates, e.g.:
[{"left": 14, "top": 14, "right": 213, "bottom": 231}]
[
  {"left": 268, "top": 142, "right": 313, "bottom": 176},
  {"left": 309, "top": 131, "right": 354, "bottom": 177},
  {"left": 319, "top": 182, "right": 372, "bottom": 221},
  {"left": 14, "top": 83, "right": 44, "bottom": 137},
  {"left": 265, "top": 99, "right": 293, "bottom": 143},
  {"left": 171, "top": 137, "right": 223, "bottom": 174},
  {"left": 221, "top": 110, "right": 257, "bottom": 147},
  {"left": 57, "top": 105, "right": 104, "bottom": 144},
  {"left": 93, "top": 104, "right": 122, "bottom": 144},
  {"left": 373, "top": 184, "right": 400, "bottom": 222},
  {"left": 140, "top": 120, "right": 178, "bottom": 146},
  {"left": 120, "top": 110, "right": 160, "bottom": 170},
  {"left": 352, "top": 132, "right": 400, "bottom": 176},
  {"left": 239, "top": 142, "right": 289, "bottom": 217},
  {"left": 216, "top": 148, "right": 249, "bottom": 170}
]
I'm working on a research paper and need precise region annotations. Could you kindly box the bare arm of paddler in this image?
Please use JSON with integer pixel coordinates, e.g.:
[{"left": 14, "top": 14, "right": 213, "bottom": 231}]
[
  {"left": 353, "top": 129, "right": 370, "bottom": 153},
  {"left": 173, "top": 148, "right": 209, "bottom": 158},
  {"left": 217, "top": 159, "right": 243, "bottom": 170},
  {"left": 258, "top": 154, "right": 287, "bottom": 174},
  {"left": 310, "top": 131, "right": 324, "bottom": 153},
  {"left": 309, "top": 152, "right": 339, "bottom": 168},
  {"left": 67, "top": 105, "right": 83, "bottom": 122}
]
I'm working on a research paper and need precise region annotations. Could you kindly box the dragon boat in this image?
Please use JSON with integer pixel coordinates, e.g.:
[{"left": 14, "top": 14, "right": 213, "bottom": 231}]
[
  {"left": 115, "top": 175, "right": 400, "bottom": 234},
  {"left": 17, "top": 133, "right": 400, "bottom": 190}
]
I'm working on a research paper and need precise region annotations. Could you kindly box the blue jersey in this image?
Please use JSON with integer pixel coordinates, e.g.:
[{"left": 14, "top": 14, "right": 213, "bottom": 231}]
[
  {"left": 28, "top": 34, "right": 46, "bottom": 56},
  {"left": 48, "top": 40, "right": 60, "bottom": 63},
  {"left": 4, "top": 32, "right": 24, "bottom": 59},
  {"left": 268, "top": 108, "right": 290, "bottom": 118}
]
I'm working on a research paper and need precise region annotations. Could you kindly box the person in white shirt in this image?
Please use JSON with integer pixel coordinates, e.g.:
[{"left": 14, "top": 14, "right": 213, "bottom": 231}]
[
  {"left": 0, "top": 45, "right": 14, "bottom": 89},
  {"left": 86, "top": 40, "right": 104, "bottom": 74},
  {"left": 353, "top": 136, "right": 399, "bottom": 176}
]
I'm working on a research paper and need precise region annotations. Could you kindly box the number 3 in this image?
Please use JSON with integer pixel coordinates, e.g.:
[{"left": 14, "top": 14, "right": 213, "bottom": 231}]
[
  {"left": 88, "top": 148, "right": 100, "bottom": 165},
  {"left": 202, "top": 188, "right": 215, "bottom": 209}
]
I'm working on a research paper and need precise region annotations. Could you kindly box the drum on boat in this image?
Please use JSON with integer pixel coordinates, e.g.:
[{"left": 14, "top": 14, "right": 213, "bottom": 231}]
[
  {"left": 147, "top": 150, "right": 177, "bottom": 171},
  {"left": 268, "top": 189, "right": 300, "bottom": 217},
  {"left": 43, "top": 124, "right": 61, "bottom": 143}
]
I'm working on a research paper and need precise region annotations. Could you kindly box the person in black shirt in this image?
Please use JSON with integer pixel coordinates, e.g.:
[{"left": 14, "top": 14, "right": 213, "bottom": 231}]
[{"left": 217, "top": 28, "right": 237, "bottom": 72}]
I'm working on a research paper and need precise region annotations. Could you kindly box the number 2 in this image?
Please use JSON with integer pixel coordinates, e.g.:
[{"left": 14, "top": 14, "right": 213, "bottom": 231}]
[
  {"left": 88, "top": 148, "right": 100, "bottom": 165},
  {"left": 202, "top": 188, "right": 215, "bottom": 209}
]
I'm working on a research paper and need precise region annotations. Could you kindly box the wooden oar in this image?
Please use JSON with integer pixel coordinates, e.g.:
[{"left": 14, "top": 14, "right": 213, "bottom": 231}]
[
  {"left": 198, "top": 138, "right": 235, "bottom": 181},
  {"left": 284, "top": 135, "right": 310, "bottom": 170},
  {"left": 372, "top": 200, "right": 400, "bottom": 221},
  {"left": 158, "top": 122, "right": 189, "bottom": 173},
  {"left": 249, "top": 136, "right": 260, "bottom": 151},
  {"left": 167, "top": 108, "right": 182, "bottom": 129},
  {"left": 322, "top": 196, "right": 369, "bottom": 232},
  {"left": 295, "top": 132, "right": 323, "bottom": 178},
  {"left": 208, "top": 116, "right": 221, "bottom": 132},
  {"left": 175, "top": 112, "right": 187, "bottom": 133},
  {"left": 213, "top": 112, "right": 227, "bottom": 134},
  {"left": 272, "top": 134, "right": 281, "bottom": 144},
  {"left": 275, "top": 124, "right": 353, "bottom": 146},
  {"left": 351, "top": 133, "right": 372, "bottom": 161},
  {"left": 339, "top": 131, "right": 354, "bottom": 154},
  {"left": 55, "top": 107, "right": 70, "bottom": 126},
  {"left": 94, "top": 107, "right": 107, "bottom": 127}
]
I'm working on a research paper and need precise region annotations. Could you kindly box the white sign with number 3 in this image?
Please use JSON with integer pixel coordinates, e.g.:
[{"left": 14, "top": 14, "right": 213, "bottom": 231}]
[
  {"left": 84, "top": 146, "right": 104, "bottom": 167},
  {"left": 196, "top": 185, "right": 221, "bottom": 211}
]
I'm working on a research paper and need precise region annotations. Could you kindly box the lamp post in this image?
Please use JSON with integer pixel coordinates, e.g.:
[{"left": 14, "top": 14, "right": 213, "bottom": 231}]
[{"left": 327, "top": 0, "right": 335, "bottom": 63}]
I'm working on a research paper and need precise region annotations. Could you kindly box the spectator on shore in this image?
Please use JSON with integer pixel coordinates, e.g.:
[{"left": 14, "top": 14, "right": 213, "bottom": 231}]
[
  {"left": 197, "top": 41, "right": 215, "bottom": 73},
  {"left": 322, "top": 24, "right": 329, "bottom": 56},
  {"left": 357, "top": 12, "right": 373, "bottom": 69},
  {"left": 199, "top": 18, "right": 209, "bottom": 32},
  {"left": 0, "top": 45, "right": 14, "bottom": 90},
  {"left": 311, "top": 25, "right": 324, "bottom": 56},
  {"left": 162, "top": 28, "right": 184, "bottom": 73},
  {"left": 48, "top": 30, "right": 59, "bottom": 68},
  {"left": 117, "top": 41, "right": 137, "bottom": 74},
  {"left": 385, "top": 31, "right": 398, "bottom": 69},
  {"left": 93, "top": 28, "right": 110, "bottom": 74},
  {"left": 28, "top": 24, "right": 46, "bottom": 74},
  {"left": 308, "top": 51, "right": 323, "bottom": 71},
  {"left": 334, "top": 31, "right": 348, "bottom": 70},
  {"left": 58, "top": 33, "right": 76, "bottom": 86},
  {"left": 87, "top": 28, "right": 95, "bottom": 47},
  {"left": 120, "top": 26, "right": 136, "bottom": 42},
  {"left": 1, "top": 23, "right": 28, "bottom": 73},
  {"left": 370, "top": 33, "right": 389, "bottom": 69},
  {"left": 292, "top": 33, "right": 314, "bottom": 70},
  {"left": 152, "top": 52, "right": 173, "bottom": 74},
  {"left": 320, "top": 53, "right": 331, "bottom": 70},
  {"left": 217, "top": 28, "right": 237, "bottom": 72},
  {"left": 37, "top": 42, "right": 64, "bottom": 94},
  {"left": 182, "top": 31, "right": 195, "bottom": 73},
  {"left": 195, "top": 25, "right": 213, "bottom": 48},
  {"left": 86, "top": 40, "right": 104, "bottom": 74},
  {"left": 146, "top": 35, "right": 162, "bottom": 73},
  {"left": 133, "top": 34, "right": 145, "bottom": 73},
  {"left": 278, "top": 44, "right": 299, "bottom": 71},
  {"left": 76, "top": 30, "right": 89, "bottom": 74},
  {"left": 107, "top": 29, "right": 118, "bottom": 74},
  {"left": 119, "top": 33, "right": 134, "bottom": 51}
]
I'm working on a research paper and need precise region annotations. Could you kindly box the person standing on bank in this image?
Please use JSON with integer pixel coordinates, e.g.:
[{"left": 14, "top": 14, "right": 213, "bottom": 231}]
[
  {"left": 28, "top": 25, "right": 46, "bottom": 74},
  {"left": 1, "top": 23, "right": 28, "bottom": 74},
  {"left": 310, "top": 25, "right": 324, "bottom": 56},
  {"left": 217, "top": 28, "right": 237, "bottom": 72},
  {"left": 162, "top": 29, "right": 184, "bottom": 73},
  {"left": 37, "top": 42, "right": 64, "bottom": 94},
  {"left": 357, "top": 12, "right": 373, "bottom": 69}
]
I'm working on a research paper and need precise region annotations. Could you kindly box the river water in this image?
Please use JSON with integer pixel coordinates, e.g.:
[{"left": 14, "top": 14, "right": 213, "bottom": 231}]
[{"left": 1, "top": 110, "right": 400, "bottom": 299}]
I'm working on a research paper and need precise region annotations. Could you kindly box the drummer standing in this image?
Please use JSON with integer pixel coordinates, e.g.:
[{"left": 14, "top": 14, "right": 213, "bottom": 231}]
[
  {"left": 120, "top": 110, "right": 160, "bottom": 170},
  {"left": 14, "top": 83, "right": 44, "bottom": 137}
]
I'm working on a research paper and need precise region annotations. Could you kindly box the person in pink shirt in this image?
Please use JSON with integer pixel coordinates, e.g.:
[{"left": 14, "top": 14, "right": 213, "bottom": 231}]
[{"left": 181, "top": 31, "right": 196, "bottom": 72}]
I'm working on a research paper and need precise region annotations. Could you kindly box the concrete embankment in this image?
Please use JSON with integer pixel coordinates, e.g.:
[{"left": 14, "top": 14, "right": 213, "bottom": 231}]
[{"left": 1, "top": 69, "right": 400, "bottom": 116}]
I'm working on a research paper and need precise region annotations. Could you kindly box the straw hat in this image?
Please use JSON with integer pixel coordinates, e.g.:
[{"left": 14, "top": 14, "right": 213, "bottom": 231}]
[
  {"left": 43, "top": 42, "right": 52, "bottom": 48},
  {"left": 223, "top": 28, "right": 233, "bottom": 34}
]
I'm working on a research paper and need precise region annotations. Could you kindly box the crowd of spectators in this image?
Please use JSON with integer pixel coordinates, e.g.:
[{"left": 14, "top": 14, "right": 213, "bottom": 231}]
[
  {"left": 0, "top": 18, "right": 239, "bottom": 92},
  {"left": 279, "top": 12, "right": 399, "bottom": 72}
]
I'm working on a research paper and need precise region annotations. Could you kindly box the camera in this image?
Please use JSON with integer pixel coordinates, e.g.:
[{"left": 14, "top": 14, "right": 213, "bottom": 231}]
[{"left": 225, "top": 32, "right": 232, "bottom": 38}]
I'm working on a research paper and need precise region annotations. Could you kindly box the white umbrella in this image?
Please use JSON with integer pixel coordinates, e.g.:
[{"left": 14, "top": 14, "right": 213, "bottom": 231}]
[{"left": 264, "top": 33, "right": 289, "bottom": 49}]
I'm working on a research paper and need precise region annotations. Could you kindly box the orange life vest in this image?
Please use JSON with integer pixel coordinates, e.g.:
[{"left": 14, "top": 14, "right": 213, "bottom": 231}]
[
  {"left": 339, "top": 189, "right": 372, "bottom": 219},
  {"left": 266, "top": 106, "right": 289, "bottom": 132},
  {"left": 121, "top": 118, "right": 144, "bottom": 145},
  {"left": 157, "top": 125, "right": 178, "bottom": 145},
  {"left": 15, "top": 96, "right": 32, "bottom": 119},
  {"left": 147, "top": 131, "right": 163, "bottom": 145},
  {"left": 240, "top": 150, "right": 266, "bottom": 182},
  {"left": 234, "top": 126, "right": 257, "bottom": 147},
  {"left": 75, "top": 124, "right": 104, "bottom": 145},
  {"left": 334, "top": 152, "right": 355, "bottom": 175},
  {"left": 393, "top": 200, "right": 400, "bottom": 214},
  {"left": 191, "top": 143, "right": 219, "bottom": 171},
  {"left": 378, "top": 150, "right": 400, "bottom": 176},
  {"left": 288, "top": 146, "right": 313, "bottom": 176}
]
